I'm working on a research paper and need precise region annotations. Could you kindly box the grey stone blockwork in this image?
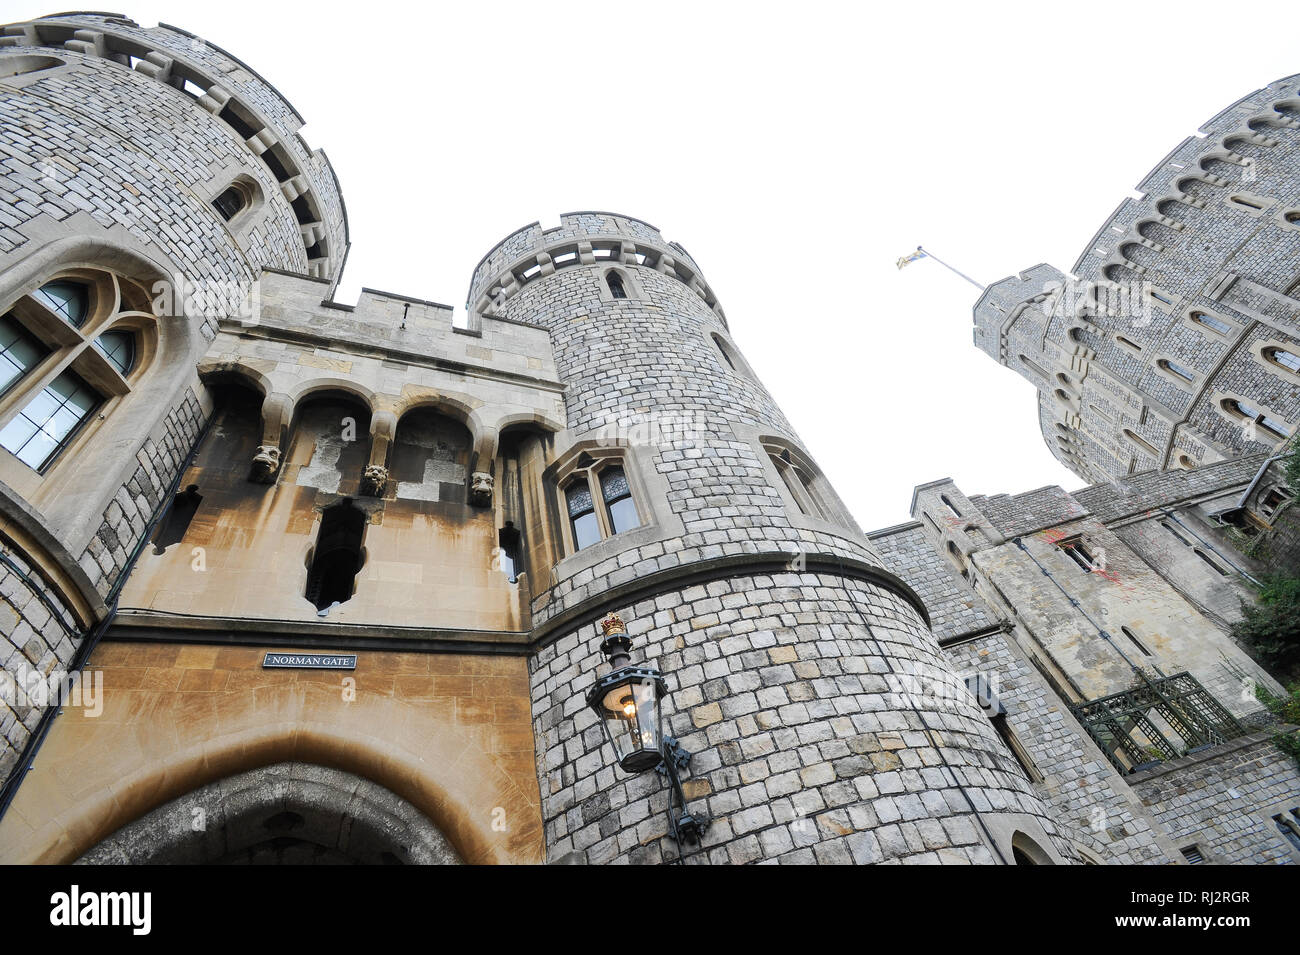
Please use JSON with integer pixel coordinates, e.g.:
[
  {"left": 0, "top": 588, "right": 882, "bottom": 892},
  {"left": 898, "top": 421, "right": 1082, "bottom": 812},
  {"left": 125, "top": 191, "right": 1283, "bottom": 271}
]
[
  {"left": 1129, "top": 739, "right": 1300, "bottom": 865},
  {"left": 530, "top": 572, "right": 1072, "bottom": 865},
  {"left": 0, "top": 550, "right": 79, "bottom": 779},
  {"left": 975, "top": 74, "right": 1300, "bottom": 484},
  {"left": 80, "top": 386, "right": 208, "bottom": 590}
]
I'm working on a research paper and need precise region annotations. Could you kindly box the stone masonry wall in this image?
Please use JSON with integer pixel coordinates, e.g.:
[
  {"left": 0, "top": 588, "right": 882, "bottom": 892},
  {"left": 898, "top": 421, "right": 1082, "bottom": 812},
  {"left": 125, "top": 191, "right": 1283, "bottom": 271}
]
[
  {"left": 0, "top": 548, "right": 80, "bottom": 779},
  {"left": 530, "top": 572, "right": 1074, "bottom": 864},
  {"left": 1129, "top": 738, "right": 1300, "bottom": 864}
]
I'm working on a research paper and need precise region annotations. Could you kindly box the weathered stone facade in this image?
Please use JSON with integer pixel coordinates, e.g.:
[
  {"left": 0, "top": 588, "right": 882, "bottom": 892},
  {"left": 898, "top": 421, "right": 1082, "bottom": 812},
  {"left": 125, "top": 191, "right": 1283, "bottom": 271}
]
[
  {"left": 0, "top": 13, "right": 1295, "bottom": 866},
  {"left": 977, "top": 74, "right": 1300, "bottom": 484}
]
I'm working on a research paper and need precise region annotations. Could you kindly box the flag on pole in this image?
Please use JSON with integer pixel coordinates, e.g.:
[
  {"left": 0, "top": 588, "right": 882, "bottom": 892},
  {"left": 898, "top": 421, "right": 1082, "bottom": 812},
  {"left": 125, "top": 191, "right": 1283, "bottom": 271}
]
[{"left": 896, "top": 247, "right": 927, "bottom": 269}]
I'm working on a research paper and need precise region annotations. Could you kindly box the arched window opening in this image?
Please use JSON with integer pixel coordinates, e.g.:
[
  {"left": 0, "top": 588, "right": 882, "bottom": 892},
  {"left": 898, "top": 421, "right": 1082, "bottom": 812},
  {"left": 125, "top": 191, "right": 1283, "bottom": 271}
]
[
  {"left": 1121, "top": 626, "right": 1151, "bottom": 656},
  {"left": 1190, "top": 311, "right": 1232, "bottom": 336},
  {"left": 0, "top": 369, "right": 101, "bottom": 470},
  {"left": 600, "top": 466, "right": 639, "bottom": 535},
  {"left": 1115, "top": 335, "right": 1142, "bottom": 352},
  {"left": 1264, "top": 346, "right": 1300, "bottom": 373},
  {"left": 306, "top": 500, "right": 366, "bottom": 613},
  {"left": 1223, "top": 399, "right": 1292, "bottom": 439},
  {"left": 712, "top": 334, "right": 737, "bottom": 370},
  {"left": 553, "top": 450, "right": 645, "bottom": 556},
  {"left": 152, "top": 484, "right": 203, "bottom": 554},
  {"left": 606, "top": 271, "right": 627, "bottom": 300},
  {"left": 1274, "top": 812, "right": 1300, "bottom": 853},
  {"left": 31, "top": 280, "right": 89, "bottom": 328},
  {"left": 93, "top": 329, "right": 135, "bottom": 375},
  {"left": 1159, "top": 358, "right": 1195, "bottom": 382},
  {"left": 940, "top": 494, "right": 962, "bottom": 519},
  {"left": 212, "top": 184, "right": 248, "bottom": 222},
  {"left": 565, "top": 479, "right": 600, "bottom": 551},
  {"left": 1011, "top": 832, "right": 1054, "bottom": 865},
  {"left": 0, "top": 313, "right": 48, "bottom": 395}
]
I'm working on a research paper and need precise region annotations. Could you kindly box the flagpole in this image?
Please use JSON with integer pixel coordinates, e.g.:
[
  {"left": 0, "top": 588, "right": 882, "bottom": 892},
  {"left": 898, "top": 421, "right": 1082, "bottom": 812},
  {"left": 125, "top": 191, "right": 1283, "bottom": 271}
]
[{"left": 916, "top": 246, "right": 985, "bottom": 291}]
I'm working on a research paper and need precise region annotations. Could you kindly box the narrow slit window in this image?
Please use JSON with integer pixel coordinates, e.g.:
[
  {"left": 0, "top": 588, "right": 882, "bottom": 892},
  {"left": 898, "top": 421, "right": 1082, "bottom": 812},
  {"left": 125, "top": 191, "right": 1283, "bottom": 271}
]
[
  {"left": 152, "top": 485, "right": 203, "bottom": 554},
  {"left": 1159, "top": 358, "right": 1195, "bottom": 382},
  {"left": 498, "top": 521, "right": 522, "bottom": 583},
  {"left": 1121, "top": 626, "right": 1151, "bottom": 656},
  {"left": 1193, "top": 548, "right": 1229, "bottom": 577},
  {"left": 941, "top": 494, "right": 962, "bottom": 519},
  {"left": 606, "top": 271, "right": 628, "bottom": 299},
  {"left": 1116, "top": 335, "right": 1142, "bottom": 352},
  {"left": 1060, "top": 539, "right": 1095, "bottom": 573}
]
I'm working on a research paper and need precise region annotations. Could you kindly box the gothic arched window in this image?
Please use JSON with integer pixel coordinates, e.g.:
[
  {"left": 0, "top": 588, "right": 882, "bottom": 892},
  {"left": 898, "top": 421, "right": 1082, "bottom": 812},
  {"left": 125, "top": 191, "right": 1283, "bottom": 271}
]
[
  {"left": 0, "top": 270, "right": 151, "bottom": 473},
  {"left": 606, "top": 271, "right": 628, "bottom": 300}
]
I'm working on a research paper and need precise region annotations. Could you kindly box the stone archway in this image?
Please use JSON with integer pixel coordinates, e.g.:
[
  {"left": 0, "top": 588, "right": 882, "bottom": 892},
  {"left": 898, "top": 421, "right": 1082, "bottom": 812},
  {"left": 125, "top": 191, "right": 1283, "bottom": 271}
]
[{"left": 77, "top": 762, "right": 461, "bottom": 865}]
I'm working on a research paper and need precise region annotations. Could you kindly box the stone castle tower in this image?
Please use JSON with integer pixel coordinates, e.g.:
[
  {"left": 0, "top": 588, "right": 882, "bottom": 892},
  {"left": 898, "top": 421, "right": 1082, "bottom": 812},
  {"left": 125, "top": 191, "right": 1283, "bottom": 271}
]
[
  {"left": 0, "top": 12, "right": 1073, "bottom": 864},
  {"left": 976, "top": 74, "right": 1300, "bottom": 484}
]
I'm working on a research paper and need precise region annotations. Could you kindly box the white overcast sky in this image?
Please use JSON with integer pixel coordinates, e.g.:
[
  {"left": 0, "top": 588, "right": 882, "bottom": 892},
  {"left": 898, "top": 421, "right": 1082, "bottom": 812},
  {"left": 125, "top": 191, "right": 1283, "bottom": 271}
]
[{"left": 7, "top": 0, "right": 1299, "bottom": 530}]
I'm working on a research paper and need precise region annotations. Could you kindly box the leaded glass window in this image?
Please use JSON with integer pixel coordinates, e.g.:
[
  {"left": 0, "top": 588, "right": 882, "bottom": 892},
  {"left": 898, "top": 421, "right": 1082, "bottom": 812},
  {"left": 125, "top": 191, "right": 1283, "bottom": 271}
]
[
  {"left": 601, "top": 466, "right": 639, "bottom": 535},
  {"left": 0, "top": 314, "right": 46, "bottom": 395},
  {"left": 31, "top": 281, "right": 88, "bottom": 328},
  {"left": 566, "top": 481, "right": 600, "bottom": 551},
  {"left": 0, "top": 369, "right": 101, "bottom": 470},
  {"left": 93, "top": 329, "right": 135, "bottom": 375}
]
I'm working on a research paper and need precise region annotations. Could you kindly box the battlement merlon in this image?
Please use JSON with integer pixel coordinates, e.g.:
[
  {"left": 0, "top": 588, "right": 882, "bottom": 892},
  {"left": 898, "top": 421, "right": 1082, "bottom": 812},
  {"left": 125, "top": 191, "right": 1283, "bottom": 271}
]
[
  {"left": 219, "top": 269, "right": 563, "bottom": 389},
  {"left": 468, "top": 211, "right": 727, "bottom": 328},
  {"left": 971, "top": 263, "right": 1067, "bottom": 363}
]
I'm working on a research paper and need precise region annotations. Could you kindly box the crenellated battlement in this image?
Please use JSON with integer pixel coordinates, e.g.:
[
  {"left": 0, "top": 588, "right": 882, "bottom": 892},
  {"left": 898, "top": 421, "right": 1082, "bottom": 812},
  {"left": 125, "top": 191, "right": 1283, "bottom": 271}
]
[
  {"left": 0, "top": 12, "right": 348, "bottom": 285},
  {"left": 468, "top": 211, "right": 724, "bottom": 325}
]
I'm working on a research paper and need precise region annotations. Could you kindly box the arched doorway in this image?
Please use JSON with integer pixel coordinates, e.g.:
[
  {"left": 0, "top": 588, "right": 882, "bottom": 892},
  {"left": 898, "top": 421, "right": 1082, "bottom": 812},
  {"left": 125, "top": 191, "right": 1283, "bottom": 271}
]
[{"left": 77, "top": 762, "right": 461, "bottom": 865}]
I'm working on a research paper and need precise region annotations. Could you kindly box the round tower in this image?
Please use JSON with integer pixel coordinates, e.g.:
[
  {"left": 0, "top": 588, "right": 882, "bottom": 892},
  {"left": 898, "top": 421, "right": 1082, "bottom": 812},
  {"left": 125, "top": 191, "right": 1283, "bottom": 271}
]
[
  {"left": 472, "top": 212, "right": 1073, "bottom": 864},
  {"left": 0, "top": 13, "right": 345, "bottom": 783}
]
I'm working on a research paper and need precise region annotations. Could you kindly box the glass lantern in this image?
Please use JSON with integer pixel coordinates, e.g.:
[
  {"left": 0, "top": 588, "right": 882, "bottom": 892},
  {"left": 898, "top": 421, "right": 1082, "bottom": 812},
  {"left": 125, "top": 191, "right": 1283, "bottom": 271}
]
[
  {"left": 587, "top": 664, "right": 668, "bottom": 773},
  {"left": 585, "top": 612, "right": 668, "bottom": 773}
]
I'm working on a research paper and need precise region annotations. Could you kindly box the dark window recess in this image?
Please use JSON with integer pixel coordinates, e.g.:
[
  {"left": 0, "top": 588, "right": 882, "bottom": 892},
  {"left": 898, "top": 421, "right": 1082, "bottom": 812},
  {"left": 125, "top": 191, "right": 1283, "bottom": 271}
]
[
  {"left": 1180, "top": 846, "right": 1205, "bottom": 864},
  {"left": 498, "top": 521, "right": 522, "bottom": 584},
  {"left": 212, "top": 186, "right": 245, "bottom": 222},
  {"left": 607, "top": 271, "right": 627, "bottom": 299},
  {"left": 218, "top": 104, "right": 260, "bottom": 140},
  {"left": 1012, "top": 846, "right": 1038, "bottom": 865},
  {"left": 306, "top": 500, "right": 366, "bottom": 613},
  {"left": 1121, "top": 626, "right": 1151, "bottom": 656},
  {"left": 1060, "top": 539, "right": 1095, "bottom": 572},
  {"left": 304, "top": 240, "right": 324, "bottom": 260},
  {"left": 262, "top": 148, "right": 293, "bottom": 183},
  {"left": 152, "top": 485, "right": 203, "bottom": 554},
  {"left": 291, "top": 195, "right": 315, "bottom": 225}
]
